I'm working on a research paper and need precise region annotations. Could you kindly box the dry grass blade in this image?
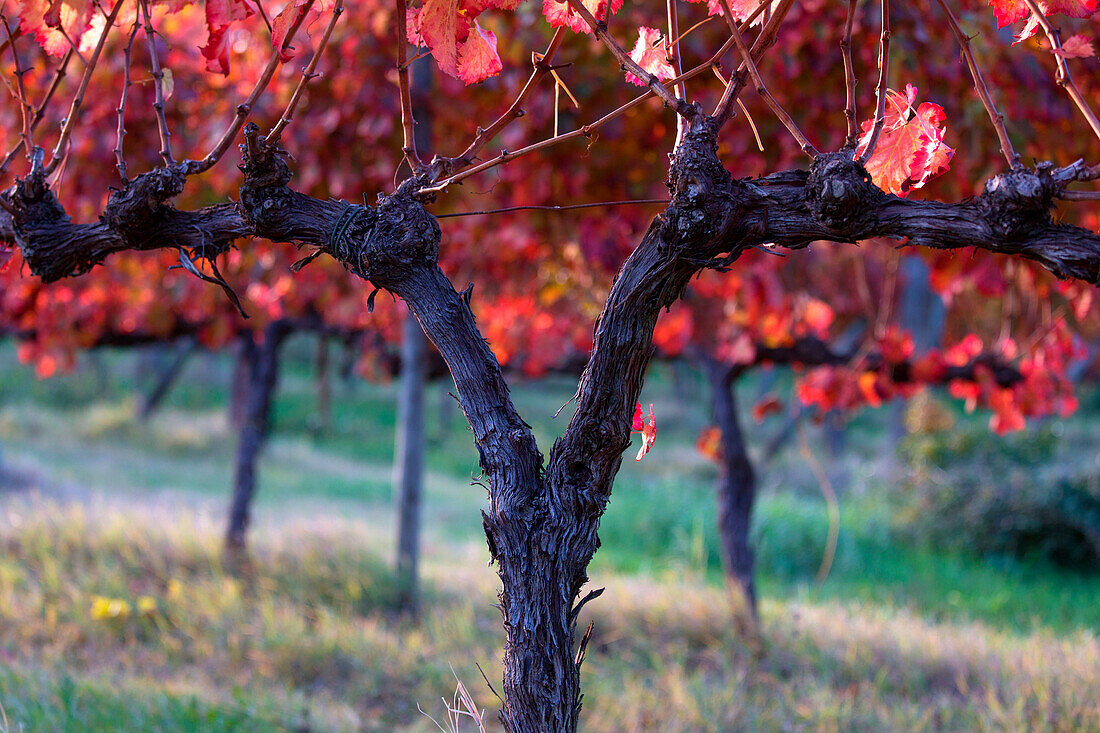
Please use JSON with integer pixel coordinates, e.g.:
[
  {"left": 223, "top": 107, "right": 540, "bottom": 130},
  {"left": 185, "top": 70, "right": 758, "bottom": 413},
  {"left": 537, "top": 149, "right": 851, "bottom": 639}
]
[
  {"left": 797, "top": 422, "right": 840, "bottom": 584},
  {"left": 417, "top": 666, "right": 487, "bottom": 733}
]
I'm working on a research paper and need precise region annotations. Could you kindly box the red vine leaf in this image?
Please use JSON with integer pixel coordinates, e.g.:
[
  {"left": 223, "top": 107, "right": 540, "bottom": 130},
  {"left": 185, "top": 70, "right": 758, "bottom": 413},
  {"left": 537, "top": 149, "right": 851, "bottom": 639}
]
[
  {"left": 686, "top": 0, "right": 761, "bottom": 19},
  {"left": 856, "top": 85, "right": 954, "bottom": 197},
  {"left": 408, "top": 0, "right": 469, "bottom": 78},
  {"left": 457, "top": 20, "right": 503, "bottom": 84},
  {"left": 625, "top": 27, "right": 675, "bottom": 86},
  {"left": 1054, "top": 34, "right": 1096, "bottom": 57},
  {"left": 542, "top": 0, "right": 623, "bottom": 34},
  {"left": 990, "top": 0, "right": 1097, "bottom": 29},
  {"left": 695, "top": 425, "right": 722, "bottom": 462},
  {"left": 631, "top": 401, "right": 656, "bottom": 460},
  {"left": 271, "top": 0, "right": 310, "bottom": 61},
  {"left": 202, "top": 0, "right": 254, "bottom": 75},
  {"left": 18, "top": 0, "right": 94, "bottom": 57}
]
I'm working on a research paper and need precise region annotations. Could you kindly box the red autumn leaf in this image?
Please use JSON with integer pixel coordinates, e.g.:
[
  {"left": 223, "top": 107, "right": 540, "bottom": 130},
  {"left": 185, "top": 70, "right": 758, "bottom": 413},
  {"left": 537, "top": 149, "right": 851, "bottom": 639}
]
[
  {"left": 990, "top": 388, "right": 1026, "bottom": 434},
  {"left": 457, "top": 21, "right": 503, "bottom": 85},
  {"left": 272, "top": 0, "right": 310, "bottom": 61},
  {"left": 44, "top": 0, "right": 64, "bottom": 27},
  {"left": 202, "top": 0, "right": 254, "bottom": 75},
  {"left": 542, "top": 0, "right": 623, "bottom": 35},
  {"left": 878, "top": 326, "right": 914, "bottom": 363},
  {"left": 1070, "top": 287, "right": 1094, "bottom": 320},
  {"left": 801, "top": 298, "right": 833, "bottom": 336},
  {"left": 36, "top": 352, "right": 59, "bottom": 380},
  {"left": 206, "top": 0, "right": 253, "bottom": 25},
  {"left": 945, "top": 333, "right": 983, "bottom": 366},
  {"left": 858, "top": 371, "right": 883, "bottom": 408},
  {"left": 997, "top": 336, "right": 1020, "bottom": 360},
  {"left": 759, "top": 311, "right": 792, "bottom": 348},
  {"left": 857, "top": 85, "right": 954, "bottom": 197},
  {"left": 1054, "top": 34, "right": 1096, "bottom": 57},
  {"left": 752, "top": 394, "right": 783, "bottom": 422},
  {"left": 686, "top": 0, "right": 760, "bottom": 19},
  {"left": 695, "top": 426, "right": 723, "bottom": 462},
  {"left": 625, "top": 27, "right": 675, "bottom": 87},
  {"left": 990, "top": 0, "right": 1096, "bottom": 29},
  {"left": 631, "top": 401, "right": 656, "bottom": 461},
  {"left": 408, "top": 0, "right": 471, "bottom": 78},
  {"left": 464, "top": 0, "right": 523, "bottom": 12},
  {"left": 19, "top": 0, "right": 93, "bottom": 57},
  {"left": 0, "top": 247, "right": 13, "bottom": 272},
  {"left": 911, "top": 352, "right": 947, "bottom": 383},
  {"left": 201, "top": 24, "right": 231, "bottom": 75}
]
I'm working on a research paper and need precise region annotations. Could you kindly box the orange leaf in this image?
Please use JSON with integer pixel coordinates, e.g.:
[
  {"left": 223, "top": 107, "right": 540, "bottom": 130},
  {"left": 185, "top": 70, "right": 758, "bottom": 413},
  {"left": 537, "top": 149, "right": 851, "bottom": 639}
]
[
  {"left": 695, "top": 426, "right": 723, "bottom": 462},
  {"left": 857, "top": 85, "right": 954, "bottom": 197}
]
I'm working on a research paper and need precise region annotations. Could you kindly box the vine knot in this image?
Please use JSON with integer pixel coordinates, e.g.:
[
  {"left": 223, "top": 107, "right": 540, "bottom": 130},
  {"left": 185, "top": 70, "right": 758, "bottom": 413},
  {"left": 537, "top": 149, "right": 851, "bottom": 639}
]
[
  {"left": 979, "top": 168, "right": 1054, "bottom": 239},
  {"left": 804, "top": 152, "right": 883, "bottom": 230}
]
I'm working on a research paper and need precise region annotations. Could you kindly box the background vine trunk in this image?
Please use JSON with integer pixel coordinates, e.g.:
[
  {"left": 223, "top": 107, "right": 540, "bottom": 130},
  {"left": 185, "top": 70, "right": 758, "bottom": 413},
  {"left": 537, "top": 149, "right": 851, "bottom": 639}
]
[{"left": 225, "top": 320, "right": 291, "bottom": 552}]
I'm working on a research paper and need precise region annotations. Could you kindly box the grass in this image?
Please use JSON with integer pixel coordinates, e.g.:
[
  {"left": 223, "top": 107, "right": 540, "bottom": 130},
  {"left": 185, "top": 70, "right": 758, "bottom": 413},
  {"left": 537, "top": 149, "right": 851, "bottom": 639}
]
[
  {"left": 1, "top": 341, "right": 1099, "bottom": 730},
  {"left": 0, "top": 501, "right": 1097, "bottom": 731}
]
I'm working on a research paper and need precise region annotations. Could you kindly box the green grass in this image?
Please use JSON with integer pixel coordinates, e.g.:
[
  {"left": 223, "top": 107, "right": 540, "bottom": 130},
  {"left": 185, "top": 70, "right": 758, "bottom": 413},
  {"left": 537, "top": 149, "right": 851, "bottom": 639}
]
[
  {"left": 2, "top": 342, "right": 1100, "bottom": 729},
  {"left": 2, "top": 342, "right": 1098, "bottom": 634},
  {"left": 0, "top": 668, "right": 279, "bottom": 732}
]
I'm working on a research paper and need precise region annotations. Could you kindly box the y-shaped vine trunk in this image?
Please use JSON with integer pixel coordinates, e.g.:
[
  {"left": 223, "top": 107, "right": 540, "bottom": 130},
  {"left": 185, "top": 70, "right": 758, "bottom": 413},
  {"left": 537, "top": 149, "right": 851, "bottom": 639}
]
[{"left": 5, "top": 114, "right": 1100, "bottom": 733}]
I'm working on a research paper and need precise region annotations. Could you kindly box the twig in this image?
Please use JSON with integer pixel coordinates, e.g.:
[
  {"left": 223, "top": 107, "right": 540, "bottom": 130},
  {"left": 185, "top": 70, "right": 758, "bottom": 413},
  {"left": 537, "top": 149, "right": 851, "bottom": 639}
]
[
  {"left": 418, "top": 90, "right": 665, "bottom": 197},
  {"left": 0, "top": 49, "right": 73, "bottom": 178},
  {"left": 1019, "top": 0, "right": 1100, "bottom": 143},
  {"left": 841, "top": 0, "right": 860, "bottom": 147},
  {"left": 140, "top": 0, "right": 174, "bottom": 165},
  {"left": 44, "top": 0, "right": 126, "bottom": 176},
  {"left": 184, "top": 0, "right": 314, "bottom": 175},
  {"left": 564, "top": 0, "right": 691, "bottom": 116},
  {"left": 115, "top": 18, "right": 142, "bottom": 182},
  {"left": 253, "top": 0, "right": 274, "bottom": 35},
  {"left": 268, "top": 0, "right": 343, "bottom": 143},
  {"left": 435, "top": 198, "right": 670, "bottom": 218},
  {"left": 417, "top": 7, "right": 775, "bottom": 197},
  {"left": 667, "top": 0, "right": 688, "bottom": 149},
  {"left": 858, "top": 0, "right": 890, "bottom": 163},
  {"left": 719, "top": 0, "right": 819, "bottom": 156},
  {"left": 396, "top": 0, "right": 422, "bottom": 172},
  {"left": 935, "top": 0, "right": 1019, "bottom": 167},
  {"left": 0, "top": 13, "right": 32, "bottom": 158},
  {"left": 54, "top": 25, "right": 88, "bottom": 65},
  {"left": 0, "top": 23, "right": 19, "bottom": 58},
  {"left": 670, "top": 17, "right": 713, "bottom": 51},
  {"left": 437, "top": 27, "right": 567, "bottom": 176},
  {"left": 713, "top": 0, "right": 796, "bottom": 124}
]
